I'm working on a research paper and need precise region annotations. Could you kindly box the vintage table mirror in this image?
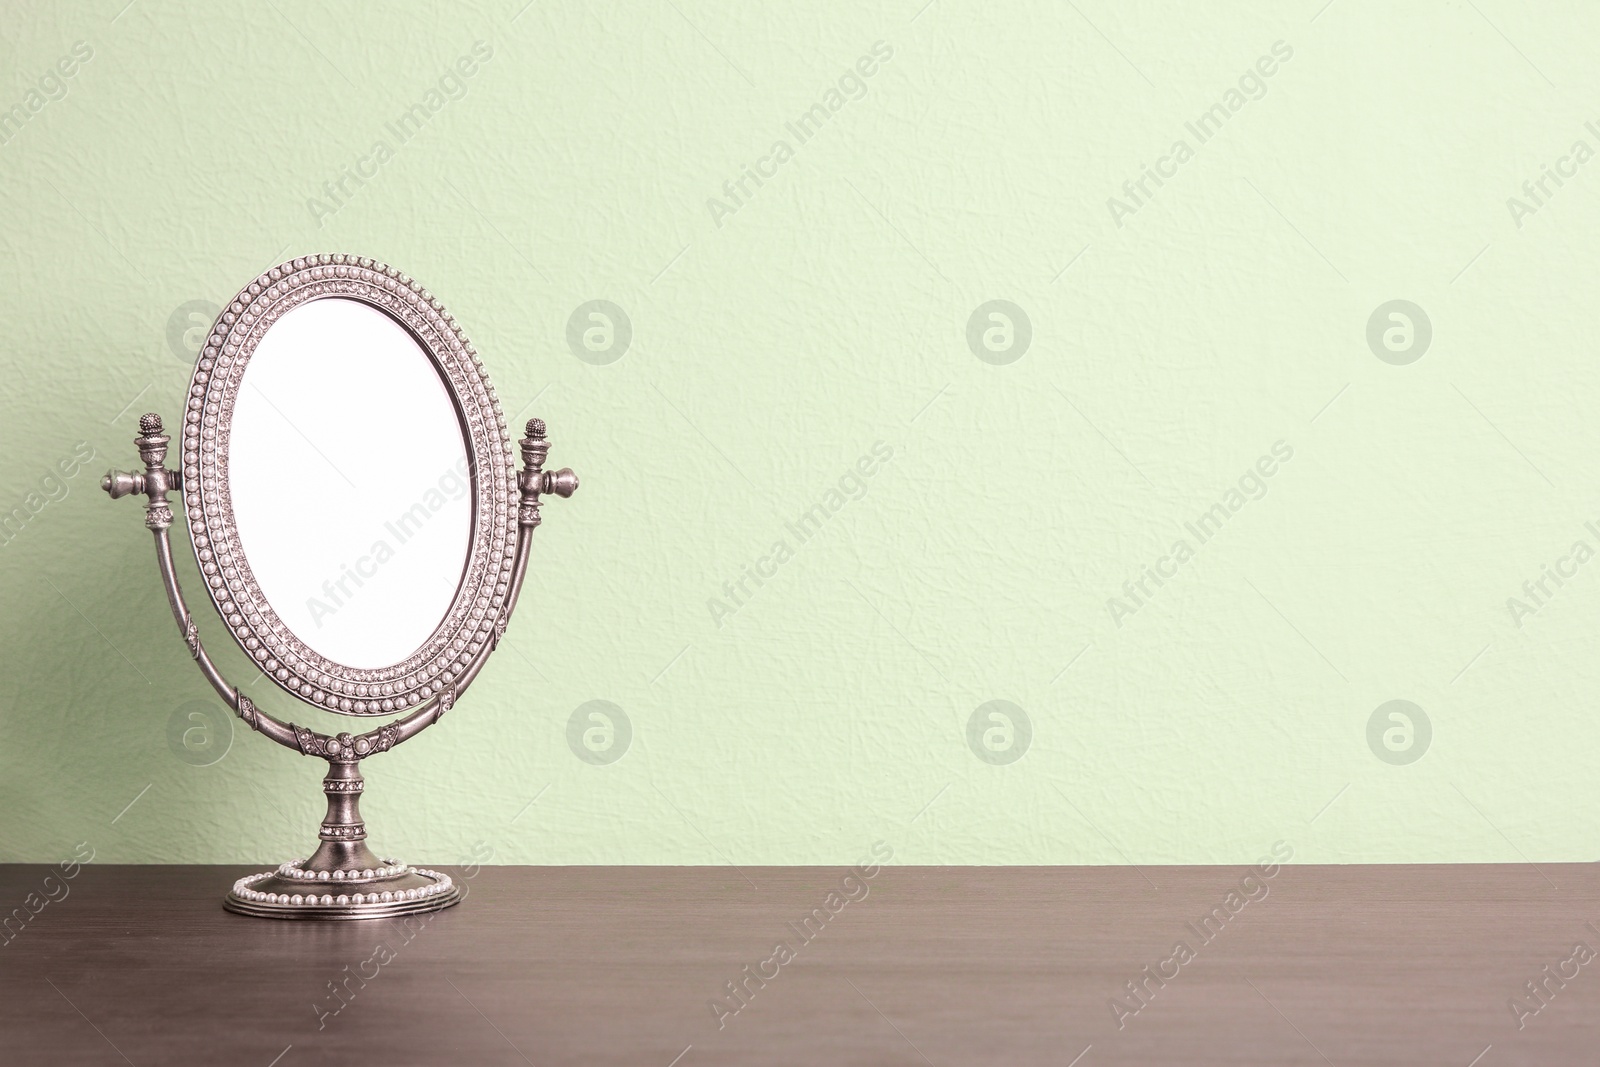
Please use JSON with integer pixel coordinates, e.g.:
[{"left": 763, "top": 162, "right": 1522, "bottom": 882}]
[{"left": 102, "top": 254, "right": 577, "bottom": 919}]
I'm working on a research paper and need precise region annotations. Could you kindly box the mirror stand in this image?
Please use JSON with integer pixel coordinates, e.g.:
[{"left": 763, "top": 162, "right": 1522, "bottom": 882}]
[
  {"left": 104, "top": 413, "right": 577, "bottom": 920},
  {"left": 225, "top": 760, "right": 460, "bottom": 920}
]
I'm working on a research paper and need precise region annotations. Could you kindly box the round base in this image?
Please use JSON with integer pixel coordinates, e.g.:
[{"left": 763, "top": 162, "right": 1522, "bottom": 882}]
[{"left": 224, "top": 858, "right": 460, "bottom": 920}]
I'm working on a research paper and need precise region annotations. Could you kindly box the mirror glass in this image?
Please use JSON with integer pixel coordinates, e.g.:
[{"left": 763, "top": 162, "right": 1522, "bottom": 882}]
[{"left": 227, "top": 297, "right": 472, "bottom": 669}]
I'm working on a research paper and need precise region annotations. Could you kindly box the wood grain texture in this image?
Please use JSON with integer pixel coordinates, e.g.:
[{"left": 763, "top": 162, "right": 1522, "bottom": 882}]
[{"left": 0, "top": 863, "right": 1595, "bottom": 1065}]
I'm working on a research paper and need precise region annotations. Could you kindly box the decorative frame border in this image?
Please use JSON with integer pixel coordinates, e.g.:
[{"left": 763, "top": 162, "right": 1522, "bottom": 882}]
[{"left": 180, "top": 254, "right": 517, "bottom": 717}]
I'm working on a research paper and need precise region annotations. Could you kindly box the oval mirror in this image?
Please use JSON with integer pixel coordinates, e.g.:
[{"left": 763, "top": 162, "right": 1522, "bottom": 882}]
[
  {"left": 182, "top": 255, "right": 518, "bottom": 716},
  {"left": 229, "top": 298, "right": 471, "bottom": 668}
]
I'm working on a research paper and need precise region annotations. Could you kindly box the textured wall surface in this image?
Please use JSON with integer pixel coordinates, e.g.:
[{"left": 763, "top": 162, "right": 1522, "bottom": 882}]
[{"left": 1, "top": 1, "right": 1596, "bottom": 865}]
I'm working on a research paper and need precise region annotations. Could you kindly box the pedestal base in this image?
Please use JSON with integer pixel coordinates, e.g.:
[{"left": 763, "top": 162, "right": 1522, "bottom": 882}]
[{"left": 224, "top": 858, "right": 460, "bottom": 920}]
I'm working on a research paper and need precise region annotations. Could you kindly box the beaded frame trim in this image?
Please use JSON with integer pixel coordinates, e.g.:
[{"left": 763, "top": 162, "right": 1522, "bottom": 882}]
[{"left": 181, "top": 254, "right": 517, "bottom": 716}]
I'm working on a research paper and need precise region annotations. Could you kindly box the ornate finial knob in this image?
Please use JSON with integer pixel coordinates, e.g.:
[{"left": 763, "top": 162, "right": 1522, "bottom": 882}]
[
  {"left": 526, "top": 418, "right": 546, "bottom": 440},
  {"left": 139, "top": 413, "right": 164, "bottom": 435}
]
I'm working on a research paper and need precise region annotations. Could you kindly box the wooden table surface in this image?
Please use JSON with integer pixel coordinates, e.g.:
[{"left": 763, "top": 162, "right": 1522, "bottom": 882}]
[{"left": 1, "top": 862, "right": 1595, "bottom": 1065}]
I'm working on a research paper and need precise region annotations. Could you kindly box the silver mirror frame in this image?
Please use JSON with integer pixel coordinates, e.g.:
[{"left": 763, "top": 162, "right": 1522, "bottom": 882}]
[
  {"left": 186, "top": 256, "right": 514, "bottom": 715},
  {"left": 101, "top": 254, "right": 578, "bottom": 920}
]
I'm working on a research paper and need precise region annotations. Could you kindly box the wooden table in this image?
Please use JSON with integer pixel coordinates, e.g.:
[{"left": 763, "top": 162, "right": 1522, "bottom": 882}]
[{"left": 1, "top": 862, "right": 1594, "bottom": 1065}]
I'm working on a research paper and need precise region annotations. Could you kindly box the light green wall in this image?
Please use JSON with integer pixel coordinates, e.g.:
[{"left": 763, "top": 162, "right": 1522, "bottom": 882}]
[{"left": 2, "top": 0, "right": 1595, "bottom": 865}]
